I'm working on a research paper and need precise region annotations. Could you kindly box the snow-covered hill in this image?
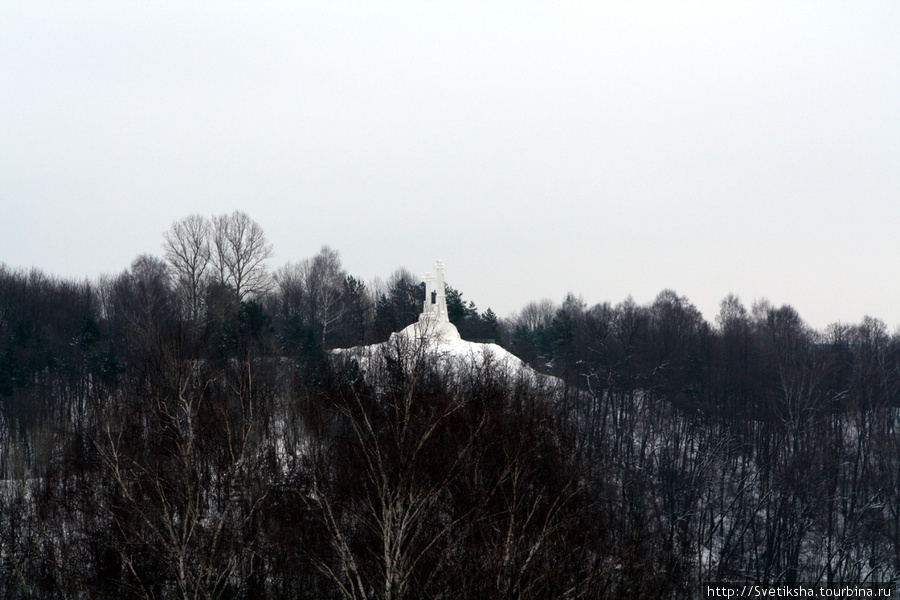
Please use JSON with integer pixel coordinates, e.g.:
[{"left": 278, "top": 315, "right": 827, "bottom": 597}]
[
  {"left": 335, "top": 335, "right": 532, "bottom": 373},
  {"left": 331, "top": 260, "right": 555, "bottom": 385}
]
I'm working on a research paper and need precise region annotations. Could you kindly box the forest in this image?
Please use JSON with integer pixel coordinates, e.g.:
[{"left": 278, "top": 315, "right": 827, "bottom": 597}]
[{"left": 1, "top": 211, "right": 899, "bottom": 599}]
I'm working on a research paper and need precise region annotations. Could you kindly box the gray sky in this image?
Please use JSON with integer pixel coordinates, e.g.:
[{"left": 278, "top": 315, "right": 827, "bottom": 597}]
[{"left": 2, "top": 1, "right": 899, "bottom": 331}]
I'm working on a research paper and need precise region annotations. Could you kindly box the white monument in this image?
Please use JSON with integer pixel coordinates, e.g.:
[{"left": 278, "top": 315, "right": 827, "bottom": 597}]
[
  {"left": 337, "top": 260, "right": 541, "bottom": 382},
  {"left": 392, "top": 260, "right": 461, "bottom": 343}
]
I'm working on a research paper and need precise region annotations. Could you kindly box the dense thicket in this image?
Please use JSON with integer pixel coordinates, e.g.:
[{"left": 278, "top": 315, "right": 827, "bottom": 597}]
[{"left": 2, "top": 219, "right": 899, "bottom": 597}]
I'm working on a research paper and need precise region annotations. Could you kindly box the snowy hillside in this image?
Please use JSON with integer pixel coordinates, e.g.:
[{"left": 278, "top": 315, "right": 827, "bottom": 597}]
[
  {"left": 332, "top": 335, "right": 554, "bottom": 386},
  {"left": 331, "top": 260, "right": 556, "bottom": 385}
]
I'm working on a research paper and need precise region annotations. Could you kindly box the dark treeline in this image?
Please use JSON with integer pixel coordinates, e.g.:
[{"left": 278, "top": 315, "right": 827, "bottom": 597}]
[{"left": 1, "top": 212, "right": 899, "bottom": 598}]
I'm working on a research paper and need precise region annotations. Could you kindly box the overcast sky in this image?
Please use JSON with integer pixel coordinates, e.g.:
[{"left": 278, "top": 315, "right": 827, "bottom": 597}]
[{"left": 2, "top": 1, "right": 899, "bottom": 331}]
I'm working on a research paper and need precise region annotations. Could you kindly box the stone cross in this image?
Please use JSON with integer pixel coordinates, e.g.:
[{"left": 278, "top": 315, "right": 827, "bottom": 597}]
[
  {"left": 389, "top": 260, "right": 461, "bottom": 342},
  {"left": 423, "top": 272, "right": 435, "bottom": 316},
  {"left": 433, "top": 261, "right": 448, "bottom": 323}
]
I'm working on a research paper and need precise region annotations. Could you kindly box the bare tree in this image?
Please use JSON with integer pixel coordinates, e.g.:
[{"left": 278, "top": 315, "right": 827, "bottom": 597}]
[
  {"left": 91, "top": 323, "right": 276, "bottom": 600},
  {"left": 300, "top": 337, "right": 491, "bottom": 600},
  {"left": 296, "top": 338, "right": 603, "bottom": 600},
  {"left": 211, "top": 211, "right": 273, "bottom": 301},
  {"left": 110, "top": 255, "right": 176, "bottom": 350},
  {"left": 516, "top": 299, "right": 557, "bottom": 334},
  {"left": 163, "top": 214, "right": 211, "bottom": 322},
  {"left": 275, "top": 246, "right": 347, "bottom": 347},
  {"left": 306, "top": 246, "right": 346, "bottom": 347},
  {"left": 373, "top": 269, "right": 422, "bottom": 341}
]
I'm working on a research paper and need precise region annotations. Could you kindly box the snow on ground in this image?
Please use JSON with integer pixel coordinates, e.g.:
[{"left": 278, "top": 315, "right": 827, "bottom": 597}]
[
  {"left": 331, "top": 335, "right": 554, "bottom": 387},
  {"left": 417, "top": 337, "right": 530, "bottom": 373}
]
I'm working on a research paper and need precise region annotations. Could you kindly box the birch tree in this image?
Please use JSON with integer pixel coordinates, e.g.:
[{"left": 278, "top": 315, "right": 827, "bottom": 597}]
[{"left": 90, "top": 315, "right": 277, "bottom": 600}]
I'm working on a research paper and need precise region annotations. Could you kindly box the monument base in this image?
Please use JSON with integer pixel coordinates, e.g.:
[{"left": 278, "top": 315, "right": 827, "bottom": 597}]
[{"left": 391, "top": 314, "right": 461, "bottom": 343}]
